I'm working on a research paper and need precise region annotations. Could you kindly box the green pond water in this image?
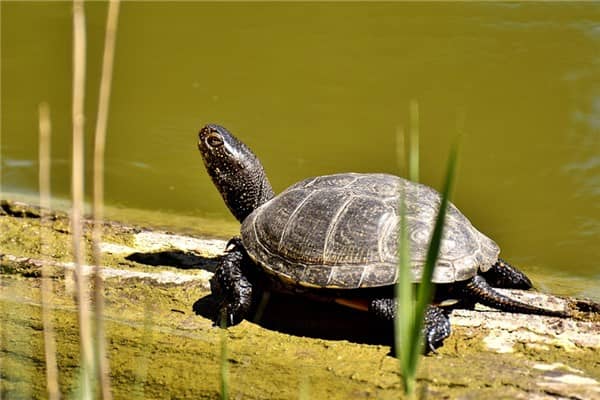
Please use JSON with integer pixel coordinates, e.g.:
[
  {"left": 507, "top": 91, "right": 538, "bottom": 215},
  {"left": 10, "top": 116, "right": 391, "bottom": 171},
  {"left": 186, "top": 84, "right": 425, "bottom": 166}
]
[{"left": 1, "top": 2, "right": 599, "bottom": 299}]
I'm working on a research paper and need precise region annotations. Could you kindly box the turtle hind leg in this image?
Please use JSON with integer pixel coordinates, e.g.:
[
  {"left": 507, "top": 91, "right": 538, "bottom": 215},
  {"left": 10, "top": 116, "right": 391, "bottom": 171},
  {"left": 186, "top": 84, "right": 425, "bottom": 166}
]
[
  {"left": 464, "top": 275, "right": 567, "bottom": 317},
  {"left": 481, "top": 258, "right": 533, "bottom": 289},
  {"left": 210, "top": 237, "right": 256, "bottom": 327},
  {"left": 369, "top": 299, "right": 451, "bottom": 354}
]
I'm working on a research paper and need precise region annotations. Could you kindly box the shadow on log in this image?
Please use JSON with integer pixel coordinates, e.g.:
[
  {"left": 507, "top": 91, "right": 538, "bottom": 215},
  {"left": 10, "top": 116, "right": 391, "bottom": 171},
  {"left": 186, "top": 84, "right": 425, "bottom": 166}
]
[
  {"left": 126, "top": 250, "right": 219, "bottom": 272},
  {"left": 193, "top": 291, "right": 393, "bottom": 346}
]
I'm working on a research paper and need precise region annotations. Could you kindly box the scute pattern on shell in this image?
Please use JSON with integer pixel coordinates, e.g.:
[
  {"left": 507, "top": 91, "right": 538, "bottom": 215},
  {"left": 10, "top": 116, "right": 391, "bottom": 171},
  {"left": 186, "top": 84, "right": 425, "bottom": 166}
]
[{"left": 241, "top": 173, "right": 500, "bottom": 289}]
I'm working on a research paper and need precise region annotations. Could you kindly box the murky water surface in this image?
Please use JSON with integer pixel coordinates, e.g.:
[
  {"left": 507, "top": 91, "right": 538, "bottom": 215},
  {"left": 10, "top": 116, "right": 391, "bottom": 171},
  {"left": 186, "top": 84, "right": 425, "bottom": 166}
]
[{"left": 2, "top": 2, "right": 599, "bottom": 298}]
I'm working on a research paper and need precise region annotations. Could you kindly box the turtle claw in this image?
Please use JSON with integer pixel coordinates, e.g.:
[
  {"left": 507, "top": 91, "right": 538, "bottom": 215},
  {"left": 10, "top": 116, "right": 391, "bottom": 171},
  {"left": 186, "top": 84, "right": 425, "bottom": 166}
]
[
  {"left": 227, "top": 310, "right": 235, "bottom": 327},
  {"left": 426, "top": 343, "right": 438, "bottom": 355},
  {"left": 225, "top": 237, "right": 243, "bottom": 252}
]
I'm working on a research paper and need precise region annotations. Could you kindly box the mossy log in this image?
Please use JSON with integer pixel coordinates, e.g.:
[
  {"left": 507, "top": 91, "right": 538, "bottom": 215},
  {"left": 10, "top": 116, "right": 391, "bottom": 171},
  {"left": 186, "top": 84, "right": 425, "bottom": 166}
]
[{"left": 1, "top": 200, "right": 599, "bottom": 399}]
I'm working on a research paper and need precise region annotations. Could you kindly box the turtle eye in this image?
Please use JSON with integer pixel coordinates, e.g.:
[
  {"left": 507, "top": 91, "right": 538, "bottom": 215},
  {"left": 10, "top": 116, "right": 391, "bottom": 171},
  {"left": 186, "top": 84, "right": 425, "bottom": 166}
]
[{"left": 206, "top": 133, "right": 224, "bottom": 148}]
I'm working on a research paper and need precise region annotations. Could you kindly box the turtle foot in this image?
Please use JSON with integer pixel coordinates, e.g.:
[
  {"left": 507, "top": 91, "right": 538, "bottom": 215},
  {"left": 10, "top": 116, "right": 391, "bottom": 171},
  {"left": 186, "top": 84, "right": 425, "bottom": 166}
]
[
  {"left": 481, "top": 258, "right": 533, "bottom": 289},
  {"left": 210, "top": 239, "right": 254, "bottom": 327},
  {"left": 423, "top": 305, "right": 451, "bottom": 354},
  {"left": 369, "top": 299, "right": 451, "bottom": 354}
]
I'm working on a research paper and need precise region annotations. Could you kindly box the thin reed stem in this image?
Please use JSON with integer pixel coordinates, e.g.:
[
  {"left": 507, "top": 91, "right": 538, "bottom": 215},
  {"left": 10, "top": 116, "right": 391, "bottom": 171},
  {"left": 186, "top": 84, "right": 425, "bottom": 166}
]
[
  {"left": 396, "top": 103, "right": 420, "bottom": 396},
  {"left": 408, "top": 100, "right": 419, "bottom": 182},
  {"left": 396, "top": 101, "right": 459, "bottom": 396},
  {"left": 92, "top": 2, "right": 120, "bottom": 399},
  {"left": 72, "top": 1, "right": 94, "bottom": 398},
  {"left": 0, "top": 0, "right": 2, "bottom": 200},
  {"left": 39, "top": 103, "right": 61, "bottom": 400},
  {"left": 220, "top": 320, "right": 229, "bottom": 400},
  {"left": 396, "top": 125, "right": 407, "bottom": 178},
  {"left": 298, "top": 376, "right": 310, "bottom": 400},
  {"left": 396, "top": 197, "right": 415, "bottom": 395},
  {"left": 0, "top": 3, "right": 3, "bottom": 391}
]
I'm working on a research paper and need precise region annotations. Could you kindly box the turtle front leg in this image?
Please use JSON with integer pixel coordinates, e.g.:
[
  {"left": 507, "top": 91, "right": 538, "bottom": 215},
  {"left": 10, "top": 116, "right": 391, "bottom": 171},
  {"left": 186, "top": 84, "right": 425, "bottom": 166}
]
[
  {"left": 422, "top": 306, "right": 452, "bottom": 352},
  {"left": 210, "top": 237, "right": 256, "bottom": 327},
  {"left": 369, "top": 299, "right": 451, "bottom": 353}
]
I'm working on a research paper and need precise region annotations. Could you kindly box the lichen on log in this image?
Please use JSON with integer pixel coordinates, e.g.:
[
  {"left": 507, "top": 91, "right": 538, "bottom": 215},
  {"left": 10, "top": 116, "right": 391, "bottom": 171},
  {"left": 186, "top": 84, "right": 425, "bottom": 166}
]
[{"left": 1, "top": 200, "right": 599, "bottom": 399}]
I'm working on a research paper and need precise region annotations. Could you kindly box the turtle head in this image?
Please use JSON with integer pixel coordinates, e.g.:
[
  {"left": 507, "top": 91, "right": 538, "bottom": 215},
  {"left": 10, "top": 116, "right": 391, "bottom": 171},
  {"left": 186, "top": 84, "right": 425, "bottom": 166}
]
[{"left": 198, "top": 124, "right": 274, "bottom": 222}]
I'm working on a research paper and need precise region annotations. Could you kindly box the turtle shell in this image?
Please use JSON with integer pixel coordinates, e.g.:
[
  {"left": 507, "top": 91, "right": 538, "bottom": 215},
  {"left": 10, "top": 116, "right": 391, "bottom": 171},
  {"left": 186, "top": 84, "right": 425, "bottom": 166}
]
[{"left": 240, "top": 173, "right": 499, "bottom": 289}]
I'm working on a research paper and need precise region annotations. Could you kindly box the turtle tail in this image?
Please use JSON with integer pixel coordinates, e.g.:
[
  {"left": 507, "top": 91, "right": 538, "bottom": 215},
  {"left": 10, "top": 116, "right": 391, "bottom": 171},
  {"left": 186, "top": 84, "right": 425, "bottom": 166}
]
[{"left": 464, "top": 275, "right": 568, "bottom": 318}]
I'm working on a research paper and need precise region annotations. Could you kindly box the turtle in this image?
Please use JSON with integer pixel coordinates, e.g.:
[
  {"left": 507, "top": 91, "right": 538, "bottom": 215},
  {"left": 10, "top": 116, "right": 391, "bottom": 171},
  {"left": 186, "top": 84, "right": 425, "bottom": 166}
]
[{"left": 197, "top": 124, "right": 567, "bottom": 351}]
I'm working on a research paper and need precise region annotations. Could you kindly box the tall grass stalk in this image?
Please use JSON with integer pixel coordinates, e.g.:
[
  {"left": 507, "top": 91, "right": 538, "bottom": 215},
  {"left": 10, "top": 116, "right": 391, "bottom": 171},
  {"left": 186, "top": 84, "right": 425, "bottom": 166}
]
[
  {"left": 408, "top": 100, "right": 420, "bottom": 182},
  {"left": 395, "top": 126, "right": 407, "bottom": 178},
  {"left": 395, "top": 195, "right": 415, "bottom": 395},
  {"left": 91, "top": 2, "right": 120, "bottom": 399},
  {"left": 395, "top": 103, "right": 459, "bottom": 396},
  {"left": 72, "top": 1, "right": 94, "bottom": 398},
  {"left": 0, "top": 1, "right": 3, "bottom": 200},
  {"left": 220, "top": 320, "right": 229, "bottom": 400},
  {"left": 412, "top": 142, "right": 458, "bottom": 345},
  {"left": 132, "top": 300, "right": 153, "bottom": 399},
  {"left": 395, "top": 122, "right": 418, "bottom": 394},
  {"left": 0, "top": 1, "right": 2, "bottom": 201},
  {"left": 38, "top": 103, "right": 61, "bottom": 400},
  {"left": 298, "top": 376, "right": 310, "bottom": 400},
  {"left": 0, "top": 3, "right": 4, "bottom": 389}
]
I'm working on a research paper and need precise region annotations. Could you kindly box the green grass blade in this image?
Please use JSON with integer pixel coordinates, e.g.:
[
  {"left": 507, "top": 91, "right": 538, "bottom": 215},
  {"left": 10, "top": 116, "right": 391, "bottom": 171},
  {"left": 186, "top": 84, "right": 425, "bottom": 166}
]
[
  {"left": 408, "top": 100, "right": 420, "bottom": 183},
  {"left": 396, "top": 101, "right": 460, "bottom": 396},
  {"left": 396, "top": 101, "right": 420, "bottom": 395},
  {"left": 396, "top": 197, "right": 415, "bottom": 395},
  {"left": 220, "top": 320, "right": 229, "bottom": 400},
  {"left": 411, "top": 140, "right": 460, "bottom": 360}
]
